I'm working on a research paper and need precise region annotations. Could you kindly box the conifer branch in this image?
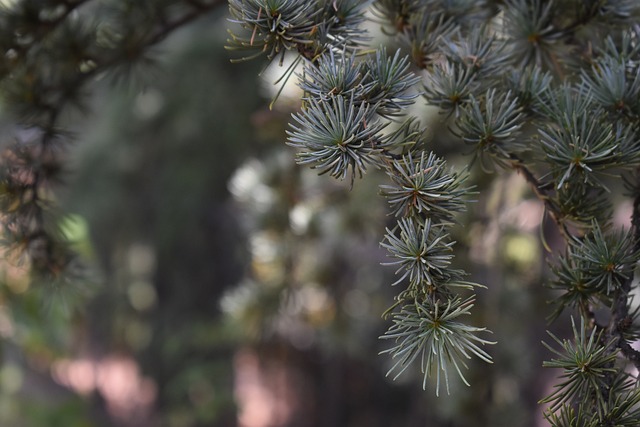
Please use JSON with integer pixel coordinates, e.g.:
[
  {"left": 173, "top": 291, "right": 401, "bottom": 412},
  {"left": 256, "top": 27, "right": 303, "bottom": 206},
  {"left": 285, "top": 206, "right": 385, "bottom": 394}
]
[{"left": 228, "top": 1, "right": 640, "bottom": 408}]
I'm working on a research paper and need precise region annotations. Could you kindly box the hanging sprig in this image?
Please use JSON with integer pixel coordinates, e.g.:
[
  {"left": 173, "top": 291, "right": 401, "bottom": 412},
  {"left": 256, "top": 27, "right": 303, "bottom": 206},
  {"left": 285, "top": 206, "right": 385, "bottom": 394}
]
[
  {"left": 277, "top": 3, "right": 496, "bottom": 396},
  {"left": 379, "top": 179, "right": 491, "bottom": 393},
  {"left": 380, "top": 296, "right": 494, "bottom": 396}
]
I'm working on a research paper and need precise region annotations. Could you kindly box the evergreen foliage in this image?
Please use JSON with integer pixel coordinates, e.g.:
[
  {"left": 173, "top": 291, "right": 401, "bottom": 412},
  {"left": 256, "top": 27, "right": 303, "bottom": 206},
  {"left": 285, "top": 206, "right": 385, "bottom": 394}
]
[
  {"left": 3, "top": 0, "right": 640, "bottom": 424},
  {"left": 226, "top": 0, "right": 640, "bottom": 424}
]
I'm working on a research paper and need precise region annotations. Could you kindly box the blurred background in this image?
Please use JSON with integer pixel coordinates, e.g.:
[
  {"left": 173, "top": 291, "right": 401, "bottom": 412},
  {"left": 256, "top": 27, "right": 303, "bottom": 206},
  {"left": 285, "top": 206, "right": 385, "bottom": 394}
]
[{"left": 0, "top": 4, "right": 633, "bottom": 427}]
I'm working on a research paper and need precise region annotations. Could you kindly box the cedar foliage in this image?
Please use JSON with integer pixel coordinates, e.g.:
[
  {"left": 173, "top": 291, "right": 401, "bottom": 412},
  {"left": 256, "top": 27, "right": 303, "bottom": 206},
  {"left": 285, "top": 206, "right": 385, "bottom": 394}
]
[
  {"left": 226, "top": 0, "right": 640, "bottom": 423},
  {"left": 1, "top": 0, "right": 640, "bottom": 424}
]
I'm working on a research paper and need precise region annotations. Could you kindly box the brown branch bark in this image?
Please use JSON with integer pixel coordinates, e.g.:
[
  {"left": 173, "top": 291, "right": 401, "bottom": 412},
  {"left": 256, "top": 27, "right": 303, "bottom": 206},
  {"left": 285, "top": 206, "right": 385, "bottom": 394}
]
[
  {"left": 607, "top": 172, "right": 640, "bottom": 371},
  {"left": 507, "top": 153, "right": 572, "bottom": 242}
]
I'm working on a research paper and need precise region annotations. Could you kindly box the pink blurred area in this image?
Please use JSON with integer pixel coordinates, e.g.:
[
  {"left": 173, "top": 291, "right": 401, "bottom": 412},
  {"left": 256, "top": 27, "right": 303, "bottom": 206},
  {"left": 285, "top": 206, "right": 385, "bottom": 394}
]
[{"left": 52, "top": 355, "right": 156, "bottom": 426}]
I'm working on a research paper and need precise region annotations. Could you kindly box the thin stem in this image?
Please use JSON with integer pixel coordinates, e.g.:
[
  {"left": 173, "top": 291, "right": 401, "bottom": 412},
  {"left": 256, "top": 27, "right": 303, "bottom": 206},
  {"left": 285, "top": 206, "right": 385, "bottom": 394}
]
[
  {"left": 507, "top": 153, "right": 572, "bottom": 241},
  {"left": 607, "top": 169, "right": 640, "bottom": 371}
]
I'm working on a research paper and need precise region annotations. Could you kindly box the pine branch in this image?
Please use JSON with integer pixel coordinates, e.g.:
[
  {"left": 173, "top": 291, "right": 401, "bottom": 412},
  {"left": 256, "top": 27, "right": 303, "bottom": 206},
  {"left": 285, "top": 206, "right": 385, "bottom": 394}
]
[{"left": 229, "top": 0, "right": 640, "bottom": 410}]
